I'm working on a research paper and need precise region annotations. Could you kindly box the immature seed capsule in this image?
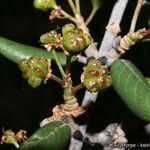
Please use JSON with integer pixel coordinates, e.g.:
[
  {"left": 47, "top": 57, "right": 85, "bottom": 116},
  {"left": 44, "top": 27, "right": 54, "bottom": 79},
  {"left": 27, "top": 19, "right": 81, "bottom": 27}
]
[
  {"left": 62, "top": 23, "right": 92, "bottom": 54},
  {"left": 19, "top": 56, "right": 49, "bottom": 88},
  {"left": 28, "top": 76, "right": 43, "bottom": 88},
  {"left": 34, "top": 0, "right": 57, "bottom": 10},
  {"left": 40, "top": 30, "right": 62, "bottom": 46},
  {"left": 62, "top": 24, "right": 76, "bottom": 34},
  {"left": 81, "top": 59, "right": 112, "bottom": 92}
]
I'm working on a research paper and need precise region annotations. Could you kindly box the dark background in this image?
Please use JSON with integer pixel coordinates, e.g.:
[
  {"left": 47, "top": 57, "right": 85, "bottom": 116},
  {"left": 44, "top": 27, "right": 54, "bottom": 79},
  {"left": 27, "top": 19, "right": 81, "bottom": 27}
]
[{"left": 0, "top": 0, "right": 150, "bottom": 149}]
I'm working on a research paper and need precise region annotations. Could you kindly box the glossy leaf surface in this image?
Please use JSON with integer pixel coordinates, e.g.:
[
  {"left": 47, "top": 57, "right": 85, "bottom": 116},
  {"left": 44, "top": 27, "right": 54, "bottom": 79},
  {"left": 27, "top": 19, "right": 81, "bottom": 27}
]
[
  {"left": 19, "top": 121, "right": 71, "bottom": 150},
  {"left": 111, "top": 59, "right": 150, "bottom": 121}
]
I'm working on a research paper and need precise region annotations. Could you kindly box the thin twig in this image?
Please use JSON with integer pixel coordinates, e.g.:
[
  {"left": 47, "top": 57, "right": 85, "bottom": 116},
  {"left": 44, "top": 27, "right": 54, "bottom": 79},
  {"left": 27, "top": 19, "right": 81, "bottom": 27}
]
[
  {"left": 99, "top": 0, "right": 129, "bottom": 53},
  {"left": 68, "top": 0, "right": 77, "bottom": 14},
  {"left": 75, "top": 0, "right": 81, "bottom": 14},
  {"left": 65, "top": 56, "right": 72, "bottom": 75},
  {"left": 72, "top": 83, "right": 84, "bottom": 93},
  {"left": 69, "top": 0, "right": 129, "bottom": 149},
  {"left": 84, "top": 0, "right": 129, "bottom": 107},
  {"left": 98, "top": 0, "right": 129, "bottom": 66},
  {"left": 61, "top": 9, "right": 76, "bottom": 22},
  {"left": 130, "top": 0, "right": 144, "bottom": 33},
  {"left": 50, "top": 74, "right": 64, "bottom": 86},
  {"left": 68, "top": 121, "right": 127, "bottom": 150},
  {"left": 51, "top": 49, "right": 66, "bottom": 77},
  {"left": 85, "top": 8, "right": 98, "bottom": 26}
]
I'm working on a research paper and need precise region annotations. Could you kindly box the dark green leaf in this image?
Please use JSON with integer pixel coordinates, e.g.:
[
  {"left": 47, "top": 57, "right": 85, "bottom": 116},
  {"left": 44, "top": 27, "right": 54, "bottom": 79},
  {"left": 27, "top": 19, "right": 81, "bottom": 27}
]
[
  {"left": 111, "top": 59, "right": 150, "bottom": 121},
  {"left": 19, "top": 121, "right": 71, "bottom": 150},
  {"left": 0, "top": 37, "right": 76, "bottom": 66}
]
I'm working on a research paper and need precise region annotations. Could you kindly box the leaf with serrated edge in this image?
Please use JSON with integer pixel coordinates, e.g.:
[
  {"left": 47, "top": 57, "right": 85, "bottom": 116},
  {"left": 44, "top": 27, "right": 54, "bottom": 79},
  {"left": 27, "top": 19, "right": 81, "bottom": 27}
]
[{"left": 111, "top": 59, "right": 150, "bottom": 121}]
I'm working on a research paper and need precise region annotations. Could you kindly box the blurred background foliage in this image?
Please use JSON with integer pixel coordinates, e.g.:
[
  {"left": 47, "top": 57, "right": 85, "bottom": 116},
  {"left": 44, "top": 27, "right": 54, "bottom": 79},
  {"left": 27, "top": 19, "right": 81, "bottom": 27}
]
[{"left": 0, "top": 0, "right": 150, "bottom": 149}]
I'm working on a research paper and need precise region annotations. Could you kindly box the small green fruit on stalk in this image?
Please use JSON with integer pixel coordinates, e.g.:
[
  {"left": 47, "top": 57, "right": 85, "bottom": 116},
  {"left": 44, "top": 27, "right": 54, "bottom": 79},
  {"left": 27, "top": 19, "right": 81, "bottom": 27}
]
[
  {"left": 62, "top": 23, "right": 92, "bottom": 54},
  {"left": 34, "top": 0, "right": 58, "bottom": 10},
  {"left": 81, "top": 59, "right": 112, "bottom": 92},
  {"left": 19, "top": 56, "right": 48, "bottom": 88},
  {"left": 40, "top": 30, "right": 62, "bottom": 46}
]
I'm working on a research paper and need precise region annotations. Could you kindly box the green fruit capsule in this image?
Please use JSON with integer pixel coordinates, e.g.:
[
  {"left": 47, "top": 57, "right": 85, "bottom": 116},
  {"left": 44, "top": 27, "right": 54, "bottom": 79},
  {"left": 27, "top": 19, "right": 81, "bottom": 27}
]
[
  {"left": 22, "top": 69, "right": 33, "bottom": 79},
  {"left": 82, "top": 59, "right": 112, "bottom": 92},
  {"left": 19, "top": 121, "right": 71, "bottom": 150},
  {"left": 28, "top": 56, "right": 47, "bottom": 70},
  {"left": 37, "top": 56, "right": 49, "bottom": 70},
  {"left": 28, "top": 57, "right": 47, "bottom": 78},
  {"left": 19, "top": 56, "right": 48, "bottom": 88},
  {"left": 34, "top": 0, "right": 57, "bottom": 10},
  {"left": 28, "top": 76, "right": 42, "bottom": 88},
  {"left": 40, "top": 30, "right": 62, "bottom": 45},
  {"left": 62, "top": 24, "right": 76, "bottom": 35},
  {"left": 19, "top": 59, "right": 29, "bottom": 71},
  {"left": 62, "top": 23, "right": 92, "bottom": 54}
]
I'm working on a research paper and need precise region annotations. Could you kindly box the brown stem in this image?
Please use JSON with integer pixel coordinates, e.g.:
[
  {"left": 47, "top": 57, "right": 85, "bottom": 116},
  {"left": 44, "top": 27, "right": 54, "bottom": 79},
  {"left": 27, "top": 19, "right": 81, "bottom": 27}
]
[
  {"left": 130, "top": 0, "right": 144, "bottom": 33},
  {"left": 72, "top": 83, "right": 84, "bottom": 93},
  {"left": 50, "top": 74, "right": 64, "bottom": 86},
  {"left": 63, "top": 75, "right": 79, "bottom": 111},
  {"left": 65, "top": 56, "right": 72, "bottom": 75}
]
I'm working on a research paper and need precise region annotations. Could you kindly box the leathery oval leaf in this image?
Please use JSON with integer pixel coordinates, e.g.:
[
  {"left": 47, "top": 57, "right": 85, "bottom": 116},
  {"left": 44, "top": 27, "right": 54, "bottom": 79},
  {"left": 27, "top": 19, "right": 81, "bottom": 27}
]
[
  {"left": 19, "top": 121, "right": 71, "bottom": 150},
  {"left": 110, "top": 59, "right": 150, "bottom": 121}
]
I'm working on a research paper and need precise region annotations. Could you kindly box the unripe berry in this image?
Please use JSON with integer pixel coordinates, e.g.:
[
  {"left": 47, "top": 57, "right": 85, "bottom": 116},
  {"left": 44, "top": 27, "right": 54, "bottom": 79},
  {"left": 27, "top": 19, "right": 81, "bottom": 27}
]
[
  {"left": 34, "top": 0, "right": 57, "bottom": 10},
  {"left": 19, "top": 56, "right": 49, "bottom": 88},
  {"left": 62, "top": 23, "right": 92, "bottom": 54},
  {"left": 81, "top": 59, "right": 112, "bottom": 92},
  {"left": 28, "top": 76, "right": 42, "bottom": 88},
  {"left": 40, "top": 30, "right": 62, "bottom": 46}
]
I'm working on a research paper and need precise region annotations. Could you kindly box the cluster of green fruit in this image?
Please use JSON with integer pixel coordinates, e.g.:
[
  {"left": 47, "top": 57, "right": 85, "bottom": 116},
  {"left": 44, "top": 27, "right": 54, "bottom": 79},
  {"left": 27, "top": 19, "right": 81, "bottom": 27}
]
[
  {"left": 81, "top": 59, "right": 112, "bottom": 92},
  {"left": 40, "top": 23, "right": 92, "bottom": 55},
  {"left": 19, "top": 56, "right": 48, "bottom": 88}
]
